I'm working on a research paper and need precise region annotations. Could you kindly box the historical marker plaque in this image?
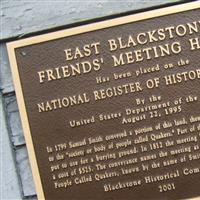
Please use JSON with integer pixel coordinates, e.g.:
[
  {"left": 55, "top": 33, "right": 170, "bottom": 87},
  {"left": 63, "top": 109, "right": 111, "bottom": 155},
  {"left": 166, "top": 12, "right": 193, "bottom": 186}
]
[{"left": 7, "top": 2, "right": 200, "bottom": 200}]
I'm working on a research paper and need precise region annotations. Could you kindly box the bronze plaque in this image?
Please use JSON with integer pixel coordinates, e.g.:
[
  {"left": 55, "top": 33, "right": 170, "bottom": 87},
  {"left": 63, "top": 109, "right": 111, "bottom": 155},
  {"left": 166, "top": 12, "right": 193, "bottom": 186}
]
[{"left": 7, "top": 2, "right": 200, "bottom": 200}]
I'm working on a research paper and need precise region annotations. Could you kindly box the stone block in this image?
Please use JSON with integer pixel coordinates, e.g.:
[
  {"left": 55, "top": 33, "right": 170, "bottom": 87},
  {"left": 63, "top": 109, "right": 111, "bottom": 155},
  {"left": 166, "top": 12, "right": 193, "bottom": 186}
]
[
  {"left": 4, "top": 94, "right": 25, "bottom": 146},
  {"left": 15, "top": 146, "right": 36, "bottom": 197}
]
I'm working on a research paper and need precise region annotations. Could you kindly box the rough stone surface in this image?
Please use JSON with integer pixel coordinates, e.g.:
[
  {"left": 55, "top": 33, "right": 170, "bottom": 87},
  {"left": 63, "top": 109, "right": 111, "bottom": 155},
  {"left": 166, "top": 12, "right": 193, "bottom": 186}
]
[
  {"left": 15, "top": 146, "right": 36, "bottom": 197},
  {"left": 0, "top": 93, "right": 22, "bottom": 200},
  {"left": 0, "top": 44, "right": 14, "bottom": 94},
  {"left": 3, "top": 94, "right": 36, "bottom": 197},
  {"left": 5, "top": 94, "right": 25, "bottom": 146},
  {"left": 1, "top": 0, "right": 182, "bottom": 40}
]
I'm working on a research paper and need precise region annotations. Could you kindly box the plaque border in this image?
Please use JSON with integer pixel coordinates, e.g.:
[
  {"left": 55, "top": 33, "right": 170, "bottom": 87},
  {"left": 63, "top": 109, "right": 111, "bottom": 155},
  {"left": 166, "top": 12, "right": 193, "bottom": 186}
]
[{"left": 6, "top": 2, "right": 200, "bottom": 199}]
